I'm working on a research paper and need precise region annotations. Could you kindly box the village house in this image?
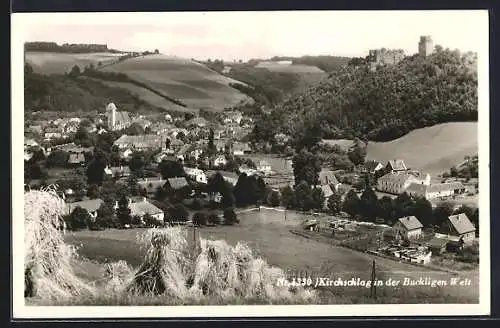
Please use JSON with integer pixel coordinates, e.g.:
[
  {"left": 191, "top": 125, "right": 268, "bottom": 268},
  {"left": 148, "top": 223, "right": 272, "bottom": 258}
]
[
  {"left": 104, "top": 165, "right": 131, "bottom": 178},
  {"left": 386, "top": 159, "right": 408, "bottom": 173},
  {"left": 113, "top": 134, "right": 165, "bottom": 151},
  {"left": 184, "top": 167, "right": 208, "bottom": 184},
  {"left": 206, "top": 170, "right": 239, "bottom": 186},
  {"left": 64, "top": 198, "right": 104, "bottom": 219},
  {"left": 318, "top": 169, "right": 341, "bottom": 191},
  {"left": 257, "top": 160, "right": 272, "bottom": 174},
  {"left": 44, "top": 127, "right": 62, "bottom": 140},
  {"left": 106, "top": 102, "right": 132, "bottom": 131},
  {"left": 24, "top": 138, "right": 39, "bottom": 148},
  {"left": 214, "top": 140, "right": 227, "bottom": 153},
  {"left": 170, "top": 139, "right": 185, "bottom": 152},
  {"left": 392, "top": 216, "right": 424, "bottom": 240},
  {"left": 137, "top": 178, "right": 166, "bottom": 196},
  {"left": 232, "top": 142, "right": 252, "bottom": 156},
  {"left": 165, "top": 177, "right": 190, "bottom": 192},
  {"left": 114, "top": 197, "right": 164, "bottom": 224},
  {"left": 365, "top": 160, "right": 384, "bottom": 174},
  {"left": 440, "top": 213, "right": 476, "bottom": 244},
  {"left": 377, "top": 171, "right": 430, "bottom": 195},
  {"left": 186, "top": 117, "right": 209, "bottom": 128},
  {"left": 212, "top": 154, "right": 227, "bottom": 168},
  {"left": 405, "top": 182, "right": 467, "bottom": 200},
  {"left": 223, "top": 111, "right": 243, "bottom": 125},
  {"left": 320, "top": 184, "right": 334, "bottom": 209},
  {"left": 67, "top": 153, "right": 86, "bottom": 166},
  {"left": 239, "top": 164, "right": 258, "bottom": 176},
  {"left": 27, "top": 125, "right": 43, "bottom": 135}
]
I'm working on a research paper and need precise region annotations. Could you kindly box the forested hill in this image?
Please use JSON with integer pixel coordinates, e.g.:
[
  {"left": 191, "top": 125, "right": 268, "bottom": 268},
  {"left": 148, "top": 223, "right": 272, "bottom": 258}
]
[{"left": 252, "top": 48, "right": 478, "bottom": 144}]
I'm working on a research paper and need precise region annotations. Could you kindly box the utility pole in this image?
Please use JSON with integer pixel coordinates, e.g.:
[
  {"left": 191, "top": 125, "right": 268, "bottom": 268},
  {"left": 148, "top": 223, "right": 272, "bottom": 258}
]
[{"left": 370, "top": 259, "right": 377, "bottom": 300}]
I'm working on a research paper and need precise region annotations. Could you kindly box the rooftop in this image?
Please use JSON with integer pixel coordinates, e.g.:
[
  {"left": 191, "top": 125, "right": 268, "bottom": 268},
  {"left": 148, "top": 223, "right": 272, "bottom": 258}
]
[{"left": 396, "top": 216, "right": 423, "bottom": 231}]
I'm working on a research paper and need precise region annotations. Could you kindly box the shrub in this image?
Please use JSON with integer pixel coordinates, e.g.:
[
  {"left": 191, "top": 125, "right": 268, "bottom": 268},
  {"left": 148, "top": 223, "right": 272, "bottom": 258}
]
[
  {"left": 207, "top": 212, "right": 220, "bottom": 226},
  {"left": 192, "top": 212, "right": 207, "bottom": 226},
  {"left": 223, "top": 208, "right": 239, "bottom": 225}
]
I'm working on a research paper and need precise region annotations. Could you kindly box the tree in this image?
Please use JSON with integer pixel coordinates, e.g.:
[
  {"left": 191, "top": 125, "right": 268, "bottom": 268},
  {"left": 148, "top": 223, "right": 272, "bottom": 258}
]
[
  {"left": 311, "top": 187, "right": 325, "bottom": 211},
  {"left": 327, "top": 191, "right": 342, "bottom": 215},
  {"left": 168, "top": 204, "right": 189, "bottom": 222},
  {"left": 433, "top": 202, "right": 455, "bottom": 227},
  {"left": 207, "top": 128, "right": 216, "bottom": 157},
  {"left": 207, "top": 212, "right": 219, "bottom": 226},
  {"left": 267, "top": 190, "right": 281, "bottom": 207},
  {"left": 74, "top": 125, "right": 91, "bottom": 146},
  {"left": 233, "top": 173, "right": 251, "bottom": 206},
  {"left": 292, "top": 150, "right": 321, "bottom": 187},
  {"left": 46, "top": 150, "right": 69, "bottom": 168},
  {"left": 129, "top": 153, "right": 145, "bottom": 173},
  {"left": 280, "top": 185, "right": 296, "bottom": 209},
  {"left": 359, "top": 186, "right": 379, "bottom": 222},
  {"left": 348, "top": 139, "right": 367, "bottom": 166},
  {"left": 86, "top": 184, "right": 100, "bottom": 199},
  {"left": 222, "top": 190, "right": 236, "bottom": 209},
  {"left": 294, "top": 181, "right": 313, "bottom": 211},
  {"left": 124, "top": 123, "right": 145, "bottom": 136},
  {"left": 192, "top": 212, "right": 207, "bottom": 226},
  {"left": 159, "top": 159, "right": 186, "bottom": 179},
  {"left": 378, "top": 196, "right": 396, "bottom": 224},
  {"left": 116, "top": 195, "right": 131, "bottom": 227},
  {"left": 342, "top": 190, "right": 361, "bottom": 217},
  {"left": 411, "top": 197, "right": 434, "bottom": 227},
  {"left": 394, "top": 192, "right": 415, "bottom": 218},
  {"left": 86, "top": 151, "right": 108, "bottom": 186},
  {"left": 223, "top": 208, "right": 239, "bottom": 225},
  {"left": 68, "top": 64, "right": 81, "bottom": 78},
  {"left": 143, "top": 213, "right": 158, "bottom": 227},
  {"left": 96, "top": 202, "right": 119, "bottom": 228},
  {"left": 68, "top": 206, "right": 91, "bottom": 231}
]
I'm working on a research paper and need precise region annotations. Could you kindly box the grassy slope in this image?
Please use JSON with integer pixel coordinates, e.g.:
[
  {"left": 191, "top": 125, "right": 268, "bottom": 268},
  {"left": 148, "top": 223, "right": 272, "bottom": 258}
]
[
  {"left": 65, "top": 209, "right": 478, "bottom": 304},
  {"left": 101, "top": 54, "right": 253, "bottom": 111},
  {"left": 366, "top": 122, "right": 478, "bottom": 174},
  {"left": 25, "top": 52, "right": 122, "bottom": 75},
  {"left": 255, "top": 61, "right": 325, "bottom": 74}
]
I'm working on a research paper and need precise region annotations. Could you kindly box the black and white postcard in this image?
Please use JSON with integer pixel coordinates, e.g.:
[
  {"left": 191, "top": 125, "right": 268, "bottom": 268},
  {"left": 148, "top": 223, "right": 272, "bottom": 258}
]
[{"left": 11, "top": 10, "right": 490, "bottom": 318}]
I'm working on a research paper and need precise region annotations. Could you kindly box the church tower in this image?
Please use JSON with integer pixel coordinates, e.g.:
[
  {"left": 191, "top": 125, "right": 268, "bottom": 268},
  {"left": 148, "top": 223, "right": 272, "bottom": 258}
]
[{"left": 106, "top": 103, "right": 117, "bottom": 131}]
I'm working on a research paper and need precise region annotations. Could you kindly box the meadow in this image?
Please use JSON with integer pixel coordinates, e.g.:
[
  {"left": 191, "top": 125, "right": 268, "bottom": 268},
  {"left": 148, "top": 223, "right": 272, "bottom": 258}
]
[
  {"left": 25, "top": 52, "right": 122, "bottom": 75},
  {"left": 255, "top": 61, "right": 325, "bottom": 74},
  {"left": 64, "top": 208, "right": 479, "bottom": 304},
  {"left": 101, "top": 55, "right": 253, "bottom": 110}
]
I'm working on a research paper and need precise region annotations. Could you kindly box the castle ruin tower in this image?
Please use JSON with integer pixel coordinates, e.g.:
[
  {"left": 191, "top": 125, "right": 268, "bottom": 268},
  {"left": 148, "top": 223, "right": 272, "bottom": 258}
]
[
  {"left": 106, "top": 102, "right": 117, "bottom": 131},
  {"left": 418, "top": 36, "right": 433, "bottom": 57}
]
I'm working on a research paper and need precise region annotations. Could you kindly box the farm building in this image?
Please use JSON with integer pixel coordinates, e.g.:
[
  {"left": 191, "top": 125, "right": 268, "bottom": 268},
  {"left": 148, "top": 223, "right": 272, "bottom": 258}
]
[
  {"left": 64, "top": 198, "right": 104, "bottom": 218},
  {"left": 114, "top": 197, "right": 164, "bottom": 224},
  {"left": 440, "top": 213, "right": 476, "bottom": 244},
  {"left": 386, "top": 159, "right": 408, "bottom": 172},
  {"left": 377, "top": 171, "right": 430, "bottom": 195},
  {"left": 115, "top": 134, "right": 166, "bottom": 151},
  {"left": 426, "top": 237, "right": 449, "bottom": 255},
  {"left": 67, "top": 153, "right": 86, "bottom": 166},
  {"left": 406, "top": 182, "right": 467, "bottom": 200},
  {"left": 232, "top": 142, "right": 252, "bottom": 156},
  {"left": 257, "top": 160, "right": 272, "bottom": 174},
  {"left": 184, "top": 167, "right": 208, "bottom": 184},
  {"left": 104, "top": 165, "right": 131, "bottom": 178},
  {"left": 392, "top": 216, "right": 423, "bottom": 240},
  {"left": 206, "top": 170, "right": 239, "bottom": 186},
  {"left": 364, "top": 160, "right": 384, "bottom": 174},
  {"left": 165, "top": 177, "right": 190, "bottom": 191},
  {"left": 318, "top": 169, "right": 341, "bottom": 191}
]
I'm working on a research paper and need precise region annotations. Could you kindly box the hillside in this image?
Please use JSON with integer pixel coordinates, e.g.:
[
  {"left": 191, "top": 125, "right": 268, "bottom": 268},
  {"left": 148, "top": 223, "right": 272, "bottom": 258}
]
[
  {"left": 101, "top": 54, "right": 253, "bottom": 111},
  {"left": 25, "top": 51, "right": 123, "bottom": 75},
  {"left": 23, "top": 64, "right": 169, "bottom": 114},
  {"left": 255, "top": 61, "right": 325, "bottom": 74},
  {"left": 366, "top": 122, "right": 478, "bottom": 174},
  {"left": 251, "top": 47, "right": 478, "bottom": 145}
]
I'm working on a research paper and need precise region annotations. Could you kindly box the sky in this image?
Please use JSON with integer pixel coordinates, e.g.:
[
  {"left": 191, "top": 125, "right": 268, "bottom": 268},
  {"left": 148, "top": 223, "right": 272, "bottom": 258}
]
[{"left": 15, "top": 10, "right": 488, "bottom": 61}]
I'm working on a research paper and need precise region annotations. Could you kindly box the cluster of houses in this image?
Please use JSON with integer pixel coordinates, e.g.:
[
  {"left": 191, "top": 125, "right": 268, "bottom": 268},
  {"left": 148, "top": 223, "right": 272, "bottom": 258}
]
[{"left": 373, "top": 159, "right": 467, "bottom": 201}]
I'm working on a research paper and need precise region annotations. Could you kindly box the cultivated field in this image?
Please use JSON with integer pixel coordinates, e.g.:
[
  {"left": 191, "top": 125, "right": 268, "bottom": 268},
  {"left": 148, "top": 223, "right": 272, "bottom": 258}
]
[
  {"left": 65, "top": 208, "right": 479, "bottom": 304},
  {"left": 92, "top": 79, "right": 198, "bottom": 114},
  {"left": 366, "top": 122, "right": 478, "bottom": 175},
  {"left": 255, "top": 61, "right": 325, "bottom": 74},
  {"left": 25, "top": 52, "right": 122, "bottom": 75},
  {"left": 101, "top": 55, "right": 254, "bottom": 111}
]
